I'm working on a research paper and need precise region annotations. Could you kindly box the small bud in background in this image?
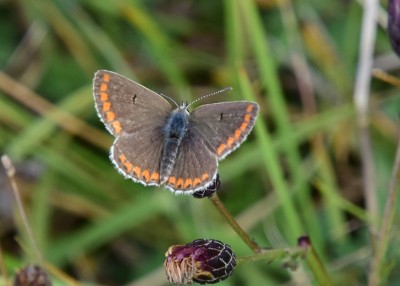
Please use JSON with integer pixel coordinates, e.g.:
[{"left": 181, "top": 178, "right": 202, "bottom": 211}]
[
  {"left": 388, "top": 0, "right": 400, "bottom": 56},
  {"left": 192, "top": 174, "right": 220, "bottom": 199},
  {"left": 13, "top": 265, "right": 52, "bottom": 286},
  {"left": 164, "top": 239, "right": 236, "bottom": 284},
  {"left": 297, "top": 235, "right": 311, "bottom": 249}
]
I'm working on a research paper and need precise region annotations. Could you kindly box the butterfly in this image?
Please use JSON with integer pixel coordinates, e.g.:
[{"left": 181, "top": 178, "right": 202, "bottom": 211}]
[{"left": 93, "top": 70, "right": 259, "bottom": 194}]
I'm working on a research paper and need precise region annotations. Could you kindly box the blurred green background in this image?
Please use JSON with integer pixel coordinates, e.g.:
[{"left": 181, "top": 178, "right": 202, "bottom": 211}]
[{"left": 1, "top": 0, "right": 399, "bottom": 285}]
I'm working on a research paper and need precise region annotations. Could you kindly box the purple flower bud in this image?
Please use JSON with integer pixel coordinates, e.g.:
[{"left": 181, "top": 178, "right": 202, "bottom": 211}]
[
  {"left": 388, "top": 0, "right": 400, "bottom": 56},
  {"left": 192, "top": 174, "right": 220, "bottom": 199},
  {"left": 13, "top": 265, "right": 52, "bottom": 286},
  {"left": 297, "top": 235, "right": 311, "bottom": 249},
  {"left": 164, "top": 239, "right": 236, "bottom": 284}
]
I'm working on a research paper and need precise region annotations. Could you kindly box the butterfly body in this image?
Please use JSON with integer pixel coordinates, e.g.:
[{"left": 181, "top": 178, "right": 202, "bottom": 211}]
[
  {"left": 93, "top": 70, "right": 259, "bottom": 194},
  {"left": 161, "top": 106, "right": 189, "bottom": 183}
]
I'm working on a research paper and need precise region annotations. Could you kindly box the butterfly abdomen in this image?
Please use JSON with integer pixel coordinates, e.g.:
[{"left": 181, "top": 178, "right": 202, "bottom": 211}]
[{"left": 160, "top": 108, "right": 189, "bottom": 183}]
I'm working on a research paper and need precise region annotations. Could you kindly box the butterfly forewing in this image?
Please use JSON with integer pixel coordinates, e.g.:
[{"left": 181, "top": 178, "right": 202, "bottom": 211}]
[
  {"left": 189, "top": 101, "right": 259, "bottom": 159},
  {"left": 93, "top": 70, "right": 173, "bottom": 136}
]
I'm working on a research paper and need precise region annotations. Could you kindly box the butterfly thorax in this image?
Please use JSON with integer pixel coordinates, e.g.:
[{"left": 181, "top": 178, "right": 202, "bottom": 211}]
[{"left": 160, "top": 106, "right": 190, "bottom": 183}]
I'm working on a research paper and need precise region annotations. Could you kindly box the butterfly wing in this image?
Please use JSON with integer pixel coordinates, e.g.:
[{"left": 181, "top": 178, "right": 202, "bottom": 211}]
[
  {"left": 164, "top": 131, "right": 219, "bottom": 193},
  {"left": 93, "top": 70, "right": 173, "bottom": 186},
  {"left": 164, "top": 101, "right": 259, "bottom": 193},
  {"left": 111, "top": 132, "right": 165, "bottom": 186},
  {"left": 93, "top": 70, "right": 173, "bottom": 136},
  {"left": 190, "top": 101, "right": 259, "bottom": 159}
]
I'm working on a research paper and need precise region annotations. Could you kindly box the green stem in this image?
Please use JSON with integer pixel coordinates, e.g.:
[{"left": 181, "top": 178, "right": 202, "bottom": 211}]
[
  {"left": 305, "top": 242, "right": 333, "bottom": 286},
  {"left": 368, "top": 133, "right": 400, "bottom": 286},
  {"left": 236, "top": 247, "right": 305, "bottom": 265},
  {"left": 209, "top": 193, "right": 262, "bottom": 253}
]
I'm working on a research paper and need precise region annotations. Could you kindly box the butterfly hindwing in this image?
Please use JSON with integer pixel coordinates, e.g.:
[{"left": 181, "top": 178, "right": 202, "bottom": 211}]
[
  {"left": 165, "top": 130, "right": 218, "bottom": 193},
  {"left": 111, "top": 130, "right": 164, "bottom": 186}
]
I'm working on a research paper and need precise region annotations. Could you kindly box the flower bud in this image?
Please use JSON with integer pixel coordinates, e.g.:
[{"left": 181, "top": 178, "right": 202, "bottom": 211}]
[
  {"left": 297, "top": 235, "right": 311, "bottom": 249},
  {"left": 192, "top": 174, "right": 220, "bottom": 199},
  {"left": 164, "top": 238, "right": 236, "bottom": 284},
  {"left": 388, "top": 0, "right": 400, "bottom": 56},
  {"left": 13, "top": 265, "right": 52, "bottom": 286}
]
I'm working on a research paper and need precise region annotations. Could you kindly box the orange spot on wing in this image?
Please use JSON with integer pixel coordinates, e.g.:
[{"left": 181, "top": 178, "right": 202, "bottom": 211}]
[
  {"left": 176, "top": 178, "right": 184, "bottom": 188},
  {"left": 184, "top": 178, "right": 192, "bottom": 188},
  {"left": 217, "top": 143, "right": 226, "bottom": 156},
  {"left": 112, "top": 121, "right": 122, "bottom": 134},
  {"left": 246, "top": 104, "right": 254, "bottom": 113},
  {"left": 240, "top": 122, "right": 248, "bottom": 132},
  {"left": 124, "top": 162, "right": 133, "bottom": 172},
  {"left": 234, "top": 130, "right": 241, "bottom": 140},
  {"left": 244, "top": 114, "right": 251, "bottom": 123},
  {"left": 100, "top": 83, "right": 108, "bottom": 92},
  {"left": 106, "top": 111, "right": 115, "bottom": 122},
  {"left": 133, "top": 166, "right": 141, "bottom": 177},
  {"left": 103, "top": 102, "right": 111, "bottom": 111},
  {"left": 168, "top": 176, "right": 176, "bottom": 186},
  {"left": 150, "top": 172, "right": 159, "bottom": 182},
  {"left": 193, "top": 178, "right": 201, "bottom": 187},
  {"left": 119, "top": 154, "right": 127, "bottom": 163},
  {"left": 226, "top": 137, "right": 235, "bottom": 147},
  {"left": 201, "top": 173, "right": 209, "bottom": 181},
  {"left": 100, "top": 92, "right": 108, "bottom": 101},
  {"left": 142, "top": 170, "right": 150, "bottom": 181},
  {"left": 102, "top": 73, "right": 111, "bottom": 82}
]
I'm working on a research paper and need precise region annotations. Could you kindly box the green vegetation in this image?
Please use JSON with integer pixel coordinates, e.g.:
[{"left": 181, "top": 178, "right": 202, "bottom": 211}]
[{"left": 0, "top": 1, "right": 398, "bottom": 285}]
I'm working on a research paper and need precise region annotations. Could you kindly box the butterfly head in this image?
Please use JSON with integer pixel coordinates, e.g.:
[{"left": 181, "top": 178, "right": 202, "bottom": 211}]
[{"left": 178, "top": 101, "right": 190, "bottom": 113}]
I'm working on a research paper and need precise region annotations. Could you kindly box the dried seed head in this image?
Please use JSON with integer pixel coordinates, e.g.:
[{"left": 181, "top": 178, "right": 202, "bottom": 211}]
[
  {"left": 192, "top": 174, "right": 220, "bottom": 199},
  {"left": 13, "top": 265, "right": 52, "bottom": 286},
  {"left": 388, "top": 0, "right": 400, "bottom": 56},
  {"left": 164, "top": 239, "right": 236, "bottom": 284}
]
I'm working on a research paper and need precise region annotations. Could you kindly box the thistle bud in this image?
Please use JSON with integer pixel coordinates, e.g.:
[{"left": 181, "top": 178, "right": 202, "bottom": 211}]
[
  {"left": 388, "top": 0, "right": 400, "bottom": 56},
  {"left": 297, "top": 235, "right": 311, "bottom": 249},
  {"left": 13, "top": 265, "right": 52, "bottom": 286},
  {"left": 192, "top": 174, "right": 220, "bottom": 199},
  {"left": 164, "top": 238, "right": 236, "bottom": 284}
]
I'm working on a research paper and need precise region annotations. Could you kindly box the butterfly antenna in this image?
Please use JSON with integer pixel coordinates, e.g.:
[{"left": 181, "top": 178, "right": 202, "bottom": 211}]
[
  {"left": 158, "top": 92, "right": 179, "bottom": 107},
  {"left": 187, "top": 87, "right": 233, "bottom": 108}
]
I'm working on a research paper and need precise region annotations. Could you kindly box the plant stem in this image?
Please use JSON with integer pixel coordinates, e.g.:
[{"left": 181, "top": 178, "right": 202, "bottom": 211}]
[
  {"left": 305, "top": 242, "right": 333, "bottom": 286},
  {"left": 236, "top": 246, "right": 305, "bottom": 265},
  {"left": 209, "top": 193, "right": 262, "bottom": 253},
  {"left": 353, "top": 0, "right": 379, "bottom": 246},
  {"left": 1, "top": 155, "right": 44, "bottom": 266},
  {"left": 0, "top": 245, "right": 10, "bottom": 286},
  {"left": 368, "top": 133, "right": 400, "bottom": 285},
  {"left": 372, "top": 69, "right": 400, "bottom": 89}
]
